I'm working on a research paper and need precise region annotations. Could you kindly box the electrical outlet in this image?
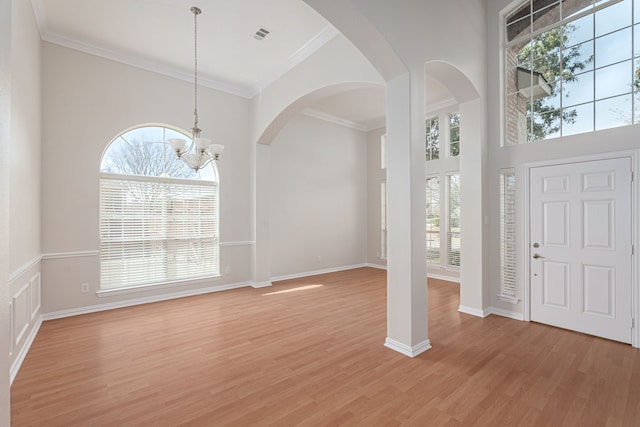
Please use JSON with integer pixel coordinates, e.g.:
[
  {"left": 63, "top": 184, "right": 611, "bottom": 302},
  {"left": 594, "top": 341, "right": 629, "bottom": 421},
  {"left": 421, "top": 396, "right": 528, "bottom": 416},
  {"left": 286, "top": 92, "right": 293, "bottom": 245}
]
[
  {"left": 81, "top": 283, "right": 90, "bottom": 293},
  {"left": 225, "top": 266, "right": 231, "bottom": 274}
]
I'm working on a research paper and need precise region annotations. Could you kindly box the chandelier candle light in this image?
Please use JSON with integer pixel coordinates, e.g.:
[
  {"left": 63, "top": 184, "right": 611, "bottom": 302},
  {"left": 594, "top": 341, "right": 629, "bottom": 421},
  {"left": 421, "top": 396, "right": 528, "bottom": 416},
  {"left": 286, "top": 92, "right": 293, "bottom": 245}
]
[{"left": 169, "top": 6, "right": 224, "bottom": 172}]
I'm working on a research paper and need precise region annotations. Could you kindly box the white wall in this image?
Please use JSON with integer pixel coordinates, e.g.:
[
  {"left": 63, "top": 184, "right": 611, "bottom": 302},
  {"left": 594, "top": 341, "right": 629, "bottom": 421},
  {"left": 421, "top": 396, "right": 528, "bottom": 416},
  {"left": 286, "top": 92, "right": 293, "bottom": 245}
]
[
  {"left": 251, "top": 33, "right": 384, "bottom": 146},
  {"left": 0, "top": 0, "right": 12, "bottom": 422},
  {"left": 8, "top": 0, "right": 42, "bottom": 387},
  {"left": 269, "top": 114, "right": 368, "bottom": 278},
  {"left": 40, "top": 43, "right": 253, "bottom": 314},
  {"left": 9, "top": 0, "right": 41, "bottom": 274},
  {"left": 486, "top": 0, "right": 640, "bottom": 317}
]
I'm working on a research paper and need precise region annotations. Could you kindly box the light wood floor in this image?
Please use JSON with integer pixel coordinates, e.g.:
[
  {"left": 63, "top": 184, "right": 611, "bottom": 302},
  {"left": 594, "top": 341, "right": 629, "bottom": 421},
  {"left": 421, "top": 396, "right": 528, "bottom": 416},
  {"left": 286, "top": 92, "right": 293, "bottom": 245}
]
[{"left": 10, "top": 267, "right": 640, "bottom": 426}]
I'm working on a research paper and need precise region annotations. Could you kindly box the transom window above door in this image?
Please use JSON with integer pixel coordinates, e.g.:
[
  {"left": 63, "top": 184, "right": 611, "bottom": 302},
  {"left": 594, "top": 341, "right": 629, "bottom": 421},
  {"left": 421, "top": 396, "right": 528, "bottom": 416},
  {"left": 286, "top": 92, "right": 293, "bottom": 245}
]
[{"left": 504, "top": 0, "right": 640, "bottom": 145}]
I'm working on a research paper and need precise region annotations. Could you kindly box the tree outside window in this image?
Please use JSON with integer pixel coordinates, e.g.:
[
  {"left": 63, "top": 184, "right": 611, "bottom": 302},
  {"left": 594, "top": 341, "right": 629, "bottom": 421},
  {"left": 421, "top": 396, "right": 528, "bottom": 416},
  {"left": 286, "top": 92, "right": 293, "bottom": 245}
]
[
  {"left": 505, "top": 0, "right": 640, "bottom": 144},
  {"left": 426, "top": 116, "right": 439, "bottom": 160}
]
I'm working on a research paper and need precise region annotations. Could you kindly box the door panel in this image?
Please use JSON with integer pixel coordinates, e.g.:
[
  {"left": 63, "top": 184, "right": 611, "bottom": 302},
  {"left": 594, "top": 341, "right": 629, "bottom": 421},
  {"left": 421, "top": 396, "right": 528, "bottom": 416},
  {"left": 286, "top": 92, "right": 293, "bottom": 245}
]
[
  {"left": 542, "top": 261, "right": 569, "bottom": 309},
  {"left": 530, "top": 157, "right": 632, "bottom": 343}
]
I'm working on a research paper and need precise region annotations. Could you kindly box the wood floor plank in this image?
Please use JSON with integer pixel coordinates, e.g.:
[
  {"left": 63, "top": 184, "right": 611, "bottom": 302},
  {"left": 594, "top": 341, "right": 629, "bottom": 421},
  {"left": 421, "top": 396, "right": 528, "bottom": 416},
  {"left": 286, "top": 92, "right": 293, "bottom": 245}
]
[{"left": 10, "top": 268, "right": 640, "bottom": 426}]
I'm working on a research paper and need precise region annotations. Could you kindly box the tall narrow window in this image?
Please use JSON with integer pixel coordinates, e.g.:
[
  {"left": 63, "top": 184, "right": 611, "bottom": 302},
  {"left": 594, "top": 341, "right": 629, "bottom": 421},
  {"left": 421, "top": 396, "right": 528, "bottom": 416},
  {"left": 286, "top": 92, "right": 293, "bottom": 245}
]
[
  {"left": 380, "top": 134, "right": 387, "bottom": 259},
  {"left": 381, "top": 181, "right": 387, "bottom": 259},
  {"left": 426, "top": 116, "right": 439, "bottom": 160},
  {"left": 447, "top": 174, "right": 461, "bottom": 268},
  {"left": 99, "top": 125, "right": 220, "bottom": 291},
  {"left": 426, "top": 176, "right": 441, "bottom": 265},
  {"left": 449, "top": 113, "right": 460, "bottom": 157},
  {"left": 500, "top": 170, "right": 518, "bottom": 302}
]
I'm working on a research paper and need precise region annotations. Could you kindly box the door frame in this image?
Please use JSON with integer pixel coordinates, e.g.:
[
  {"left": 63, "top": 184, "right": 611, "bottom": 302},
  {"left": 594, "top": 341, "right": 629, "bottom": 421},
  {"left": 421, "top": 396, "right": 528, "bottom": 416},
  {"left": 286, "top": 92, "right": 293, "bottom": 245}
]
[{"left": 523, "top": 150, "right": 640, "bottom": 348}]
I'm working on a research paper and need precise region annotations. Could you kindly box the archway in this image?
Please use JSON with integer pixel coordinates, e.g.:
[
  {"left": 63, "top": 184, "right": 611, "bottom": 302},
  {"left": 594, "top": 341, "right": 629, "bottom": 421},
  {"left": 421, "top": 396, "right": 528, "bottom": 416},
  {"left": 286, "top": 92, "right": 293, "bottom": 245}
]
[
  {"left": 253, "top": 82, "right": 385, "bottom": 288},
  {"left": 425, "top": 61, "right": 486, "bottom": 316}
]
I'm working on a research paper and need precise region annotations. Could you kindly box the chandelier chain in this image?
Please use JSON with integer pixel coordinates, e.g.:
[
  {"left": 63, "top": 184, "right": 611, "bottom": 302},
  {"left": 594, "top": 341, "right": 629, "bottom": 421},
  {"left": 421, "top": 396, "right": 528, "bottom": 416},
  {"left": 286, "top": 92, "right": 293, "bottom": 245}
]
[
  {"left": 193, "top": 6, "right": 199, "bottom": 134},
  {"left": 168, "top": 6, "right": 223, "bottom": 171}
]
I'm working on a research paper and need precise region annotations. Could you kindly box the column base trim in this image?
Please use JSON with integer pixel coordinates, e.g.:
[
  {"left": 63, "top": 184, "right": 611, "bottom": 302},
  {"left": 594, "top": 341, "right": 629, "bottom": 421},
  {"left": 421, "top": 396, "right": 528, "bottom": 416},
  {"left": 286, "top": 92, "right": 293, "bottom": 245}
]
[
  {"left": 384, "top": 337, "right": 431, "bottom": 358},
  {"left": 458, "top": 305, "right": 491, "bottom": 318}
]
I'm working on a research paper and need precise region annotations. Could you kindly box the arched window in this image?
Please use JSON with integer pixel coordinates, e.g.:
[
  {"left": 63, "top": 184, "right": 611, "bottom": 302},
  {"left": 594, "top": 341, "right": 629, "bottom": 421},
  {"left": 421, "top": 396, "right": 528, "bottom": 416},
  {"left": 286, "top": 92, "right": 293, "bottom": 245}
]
[
  {"left": 504, "top": 0, "right": 640, "bottom": 145},
  {"left": 99, "top": 125, "right": 219, "bottom": 291}
]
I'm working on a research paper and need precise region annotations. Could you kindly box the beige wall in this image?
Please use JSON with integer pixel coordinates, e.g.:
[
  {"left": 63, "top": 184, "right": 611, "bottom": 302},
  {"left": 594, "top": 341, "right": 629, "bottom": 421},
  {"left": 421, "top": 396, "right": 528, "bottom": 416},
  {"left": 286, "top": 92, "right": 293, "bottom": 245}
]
[
  {"left": 269, "top": 114, "right": 368, "bottom": 278},
  {"left": 366, "top": 127, "right": 387, "bottom": 267},
  {"left": 40, "top": 43, "right": 253, "bottom": 314}
]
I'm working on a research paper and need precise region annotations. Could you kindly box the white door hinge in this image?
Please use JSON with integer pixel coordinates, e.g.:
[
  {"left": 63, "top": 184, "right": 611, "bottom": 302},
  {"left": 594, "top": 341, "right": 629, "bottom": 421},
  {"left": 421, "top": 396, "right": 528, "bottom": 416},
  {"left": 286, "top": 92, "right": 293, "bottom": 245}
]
[{"left": 632, "top": 318, "right": 635, "bottom": 329}]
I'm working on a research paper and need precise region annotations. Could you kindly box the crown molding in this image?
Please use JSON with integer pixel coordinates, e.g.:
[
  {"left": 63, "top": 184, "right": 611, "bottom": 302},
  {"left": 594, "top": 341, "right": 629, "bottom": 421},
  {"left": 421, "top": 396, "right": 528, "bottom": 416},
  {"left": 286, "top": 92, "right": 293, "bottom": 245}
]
[
  {"left": 31, "top": 0, "right": 339, "bottom": 99},
  {"left": 364, "top": 118, "right": 387, "bottom": 131},
  {"left": 302, "top": 108, "right": 369, "bottom": 132},
  {"left": 249, "top": 25, "right": 340, "bottom": 97},
  {"left": 303, "top": 108, "right": 385, "bottom": 132},
  {"left": 425, "top": 96, "right": 458, "bottom": 115},
  {"left": 30, "top": 0, "right": 49, "bottom": 34},
  {"left": 41, "top": 31, "right": 255, "bottom": 98}
]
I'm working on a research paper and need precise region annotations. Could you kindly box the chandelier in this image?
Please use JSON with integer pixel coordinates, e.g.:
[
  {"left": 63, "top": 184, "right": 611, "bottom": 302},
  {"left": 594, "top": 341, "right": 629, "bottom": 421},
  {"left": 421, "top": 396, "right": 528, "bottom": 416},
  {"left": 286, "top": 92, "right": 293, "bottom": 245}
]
[{"left": 169, "top": 6, "right": 224, "bottom": 172}]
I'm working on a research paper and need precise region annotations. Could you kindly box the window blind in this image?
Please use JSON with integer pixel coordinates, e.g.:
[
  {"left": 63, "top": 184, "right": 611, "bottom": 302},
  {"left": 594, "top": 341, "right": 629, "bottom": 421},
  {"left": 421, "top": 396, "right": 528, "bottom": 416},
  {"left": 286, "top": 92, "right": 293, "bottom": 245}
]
[
  {"left": 426, "top": 176, "right": 440, "bottom": 265},
  {"left": 500, "top": 170, "right": 517, "bottom": 299},
  {"left": 100, "top": 174, "right": 219, "bottom": 290},
  {"left": 447, "top": 174, "right": 461, "bottom": 268}
]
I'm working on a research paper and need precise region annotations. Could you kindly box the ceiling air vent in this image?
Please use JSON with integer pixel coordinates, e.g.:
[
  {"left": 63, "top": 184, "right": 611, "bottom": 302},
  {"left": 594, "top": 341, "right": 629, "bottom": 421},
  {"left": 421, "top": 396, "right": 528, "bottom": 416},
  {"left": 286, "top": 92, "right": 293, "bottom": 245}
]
[{"left": 254, "top": 27, "right": 271, "bottom": 41}]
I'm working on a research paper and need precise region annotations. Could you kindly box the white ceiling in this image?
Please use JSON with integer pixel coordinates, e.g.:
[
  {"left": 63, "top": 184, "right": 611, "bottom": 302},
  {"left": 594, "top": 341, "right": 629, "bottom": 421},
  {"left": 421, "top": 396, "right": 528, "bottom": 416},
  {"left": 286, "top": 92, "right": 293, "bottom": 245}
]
[{"left": 32, "top": 0, "right": 387, "bottom": 130}]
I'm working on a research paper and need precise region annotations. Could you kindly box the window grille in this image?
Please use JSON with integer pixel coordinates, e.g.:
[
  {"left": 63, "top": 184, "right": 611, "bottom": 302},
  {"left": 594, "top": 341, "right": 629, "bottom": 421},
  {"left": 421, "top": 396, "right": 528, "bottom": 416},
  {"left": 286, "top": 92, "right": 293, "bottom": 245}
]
[
  {"left": 449, "top": 113, "right": 460, "bottom": 157},
  {"left": 504, "top": 0, "right": 638, "bottom": 145},
  {"left": 426, "top": 116, "right": 440, "bottom": 160},
  {"left": 426, "top": 177, "right": 441, "bottom": 265}
]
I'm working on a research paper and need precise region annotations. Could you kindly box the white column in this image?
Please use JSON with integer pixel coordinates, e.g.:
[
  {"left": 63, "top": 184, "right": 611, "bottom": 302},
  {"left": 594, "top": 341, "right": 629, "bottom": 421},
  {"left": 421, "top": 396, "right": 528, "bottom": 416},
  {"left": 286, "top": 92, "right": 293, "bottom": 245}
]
[
  {"left": 458, "top": 98, "right": 488, "bottom": 316},
  {"left": 384, "top": 72, "right": 430, "bottom": 357},
  {"left": 0, "top": 0, "right": 12, "bottom": 422},
  {"left": 252, "top": 143, "right": 272, "bottom": 288}
]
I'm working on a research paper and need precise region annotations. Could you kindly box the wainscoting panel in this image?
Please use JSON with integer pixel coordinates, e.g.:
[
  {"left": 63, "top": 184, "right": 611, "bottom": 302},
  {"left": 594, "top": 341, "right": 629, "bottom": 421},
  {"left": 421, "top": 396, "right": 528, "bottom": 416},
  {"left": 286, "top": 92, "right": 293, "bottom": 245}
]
[
  {"left": 9, "top": 260, "right": 43, "bottom": 384},
  {"left": 30, "top": 273, "right": 41, "bottom": 320},
  {"left": 9, "top": 300, "right": 14, "bottom": 358},
  {"left": 13, "top": 283, "right": 30, "bottom": 347}
]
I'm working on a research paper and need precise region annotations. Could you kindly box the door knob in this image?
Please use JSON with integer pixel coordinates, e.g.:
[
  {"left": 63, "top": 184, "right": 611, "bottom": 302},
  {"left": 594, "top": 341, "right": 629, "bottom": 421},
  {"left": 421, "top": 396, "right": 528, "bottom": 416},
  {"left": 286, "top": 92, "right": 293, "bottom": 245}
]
[{"left": 532, "top": 253, "right": 544, "bottom": 259}]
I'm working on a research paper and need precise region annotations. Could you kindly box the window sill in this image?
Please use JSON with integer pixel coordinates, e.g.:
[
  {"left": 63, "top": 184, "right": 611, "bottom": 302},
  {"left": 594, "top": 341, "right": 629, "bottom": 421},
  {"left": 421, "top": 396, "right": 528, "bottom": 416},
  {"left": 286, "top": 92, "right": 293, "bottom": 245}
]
[{"left": 97, "top": 275, "right": 221, "bottom": 297}]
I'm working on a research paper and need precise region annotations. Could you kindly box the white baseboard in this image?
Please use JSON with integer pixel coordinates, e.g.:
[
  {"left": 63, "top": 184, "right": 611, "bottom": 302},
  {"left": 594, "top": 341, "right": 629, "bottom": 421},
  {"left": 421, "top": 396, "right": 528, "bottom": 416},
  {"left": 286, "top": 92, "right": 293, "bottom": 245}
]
[
  {"left": 270, "top": 263, "right": 368, "bottom": 283},
  {"left": 10, "top": 316, "right": 43, "bottom": 385},
  {"left": 384, "top": 337, "right": 432, "bottom": 358},
  {"left": 427, "top": 273, "right": 460, "bottom": 283},
  {"left": 42, "top": 281, "right": 253, "bottom": 320},
  {"left": 251, "top": 281, "right": 272, "bottom": 288},
  {"left": 361, "top": 265, "right": 460, "bottom": 282},
  {"left": 489, "top": 307, "right": 525, "bottom": 321},
  {"left": 365, "top": 263, "right": 387, "bottom": 270},
  {"left": 458, "top": 305, "right": 491, "bottom": 318}
]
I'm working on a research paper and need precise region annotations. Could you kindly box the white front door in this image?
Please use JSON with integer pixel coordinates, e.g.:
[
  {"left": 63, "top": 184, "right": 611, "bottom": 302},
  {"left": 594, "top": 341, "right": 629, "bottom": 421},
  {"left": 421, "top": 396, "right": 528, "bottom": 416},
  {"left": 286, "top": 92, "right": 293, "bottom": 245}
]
[{"left": 529, "top": 157, "right": 633, "bottom": 343}]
